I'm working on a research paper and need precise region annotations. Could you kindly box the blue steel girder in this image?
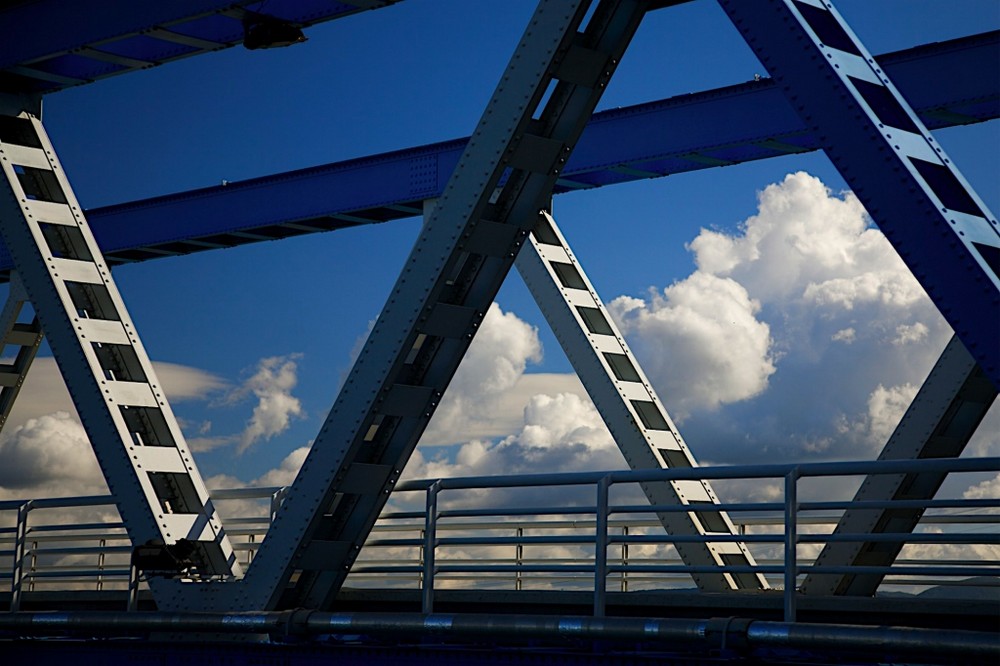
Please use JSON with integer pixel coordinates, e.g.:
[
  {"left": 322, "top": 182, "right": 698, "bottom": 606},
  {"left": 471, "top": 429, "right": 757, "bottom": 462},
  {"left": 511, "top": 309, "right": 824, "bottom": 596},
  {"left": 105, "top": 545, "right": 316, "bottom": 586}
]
[
  {"left": 717, "top": 0, "right": 1000, "bottom": 387},
  {"left": 0, "top": 32, "right": 991, "bottom": 279},
  {"left": 0, "top": 0, "right": 400, "bottom": 95}
]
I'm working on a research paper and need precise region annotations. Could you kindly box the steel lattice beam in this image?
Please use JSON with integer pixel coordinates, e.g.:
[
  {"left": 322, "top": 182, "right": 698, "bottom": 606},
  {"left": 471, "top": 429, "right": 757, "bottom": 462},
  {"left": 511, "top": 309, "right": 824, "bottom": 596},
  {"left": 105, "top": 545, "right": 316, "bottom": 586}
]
[
  {"left": 801, "top": 335, "right": 997, "bottom": 596},
  {"left": 717, "top": 0, "right": 1000, "bottom": 386},
  {"left": 0, "top": 114, "right": 241, "bottom": 598},
  {"left": 0, "top": 0, "right": 402, "bottom": 95},
  {"left": 518, "top": 211, "right": 767, "bottom": 592}
]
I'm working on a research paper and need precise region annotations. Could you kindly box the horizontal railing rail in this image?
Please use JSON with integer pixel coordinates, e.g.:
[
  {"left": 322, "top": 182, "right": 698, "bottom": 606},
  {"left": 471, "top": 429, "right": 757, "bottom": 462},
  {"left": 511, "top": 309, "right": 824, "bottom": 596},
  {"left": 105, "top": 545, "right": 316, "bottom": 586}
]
[{"left": 1, "top": 456, "right": 997, "bottom": 618}]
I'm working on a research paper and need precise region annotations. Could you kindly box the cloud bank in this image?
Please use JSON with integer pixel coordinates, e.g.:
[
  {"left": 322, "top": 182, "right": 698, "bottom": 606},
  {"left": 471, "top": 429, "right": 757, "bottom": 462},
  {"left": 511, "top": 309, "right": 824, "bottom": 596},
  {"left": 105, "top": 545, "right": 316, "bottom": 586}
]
[{"left": 607, "top": 172, "right": 994, "bottom": 464}]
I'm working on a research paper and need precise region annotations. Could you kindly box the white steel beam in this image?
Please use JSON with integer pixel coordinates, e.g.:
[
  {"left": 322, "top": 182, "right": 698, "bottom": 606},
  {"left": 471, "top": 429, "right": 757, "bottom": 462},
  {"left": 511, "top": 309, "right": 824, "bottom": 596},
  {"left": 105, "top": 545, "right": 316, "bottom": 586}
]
[
  {"left": 222, "top": 0, "right": 653, "bottom": 612},
  {"left": 516, "top": 211, "right": 767, "bottom": 591},
  {"left": 801, "top": 335, "right": 996, "bottom": 596},
  {"left": 0, "top": 114, "right": 241, "bottom": 604}
]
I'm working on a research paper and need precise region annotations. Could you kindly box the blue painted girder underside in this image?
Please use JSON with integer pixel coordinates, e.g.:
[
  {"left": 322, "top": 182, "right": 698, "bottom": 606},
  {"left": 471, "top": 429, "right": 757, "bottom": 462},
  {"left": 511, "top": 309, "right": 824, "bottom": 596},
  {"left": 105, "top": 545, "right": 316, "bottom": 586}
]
[
  {"left": 0, "top": 32, "right": 994, "bottom": 280},
  {"left": 0, "top": 0, "right": 399, "bottom": 94}
]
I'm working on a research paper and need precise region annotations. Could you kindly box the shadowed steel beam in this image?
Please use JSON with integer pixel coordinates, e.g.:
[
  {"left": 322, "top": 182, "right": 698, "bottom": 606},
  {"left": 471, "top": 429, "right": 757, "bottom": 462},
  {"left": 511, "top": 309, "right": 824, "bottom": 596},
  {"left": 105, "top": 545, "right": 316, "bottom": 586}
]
[
  {"left": 717, "top": 0, "right": 1000, "bottom": 386},
  {"left": 0, "top": 1, "right": 402, "bottom": 95},
  {"left": 175, "top": 0, "right": 652, "bottom": 613},
  {"left": 801, "top": 335, "right": 997, "bottom": 596},
  {"left": 0, "top": 32, "right": 986, "bottom": 279}
]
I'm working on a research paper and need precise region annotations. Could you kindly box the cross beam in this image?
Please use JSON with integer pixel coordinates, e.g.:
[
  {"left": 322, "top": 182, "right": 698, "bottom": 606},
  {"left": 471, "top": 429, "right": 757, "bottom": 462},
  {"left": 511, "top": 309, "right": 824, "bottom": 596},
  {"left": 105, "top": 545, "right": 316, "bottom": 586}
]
[{"left": 4, "top": 31, "right": 986, "bottom": 278}]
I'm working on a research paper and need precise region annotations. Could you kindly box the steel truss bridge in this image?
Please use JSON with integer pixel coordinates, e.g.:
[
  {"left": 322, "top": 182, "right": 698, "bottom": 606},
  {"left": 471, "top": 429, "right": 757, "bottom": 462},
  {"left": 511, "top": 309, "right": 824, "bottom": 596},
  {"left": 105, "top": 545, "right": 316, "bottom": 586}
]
[{"left": 0, "top": 1, "right": 997, "bottom": 664}]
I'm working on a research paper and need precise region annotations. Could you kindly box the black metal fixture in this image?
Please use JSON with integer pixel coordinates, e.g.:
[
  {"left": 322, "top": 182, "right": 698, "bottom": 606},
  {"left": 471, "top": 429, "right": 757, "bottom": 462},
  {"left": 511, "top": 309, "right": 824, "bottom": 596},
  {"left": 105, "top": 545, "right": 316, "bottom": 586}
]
[
  {"left": 243, "top": 12, "right": 308, "bottom": 50},
  {"left": 131, "top": 538, "right": 199, "bottom": 578}
]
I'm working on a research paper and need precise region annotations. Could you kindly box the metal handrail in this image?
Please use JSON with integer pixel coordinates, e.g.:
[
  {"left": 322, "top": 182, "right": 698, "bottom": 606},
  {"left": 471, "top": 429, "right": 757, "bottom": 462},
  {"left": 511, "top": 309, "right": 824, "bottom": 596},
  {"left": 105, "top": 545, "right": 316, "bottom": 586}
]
[{"left": 2, "top": 456, "right": 997, "bottom": 618}]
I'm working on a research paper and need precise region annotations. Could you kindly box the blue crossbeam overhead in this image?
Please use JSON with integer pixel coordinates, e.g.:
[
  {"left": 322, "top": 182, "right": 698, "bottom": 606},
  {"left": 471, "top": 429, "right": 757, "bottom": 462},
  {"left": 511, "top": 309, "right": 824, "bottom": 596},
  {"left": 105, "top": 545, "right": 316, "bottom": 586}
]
[
  {"left": 0, "top": 0, "right": 400, "bottom": 94},
  {"left": 0, "top": 32, "right": 989, "bottom": 279}
]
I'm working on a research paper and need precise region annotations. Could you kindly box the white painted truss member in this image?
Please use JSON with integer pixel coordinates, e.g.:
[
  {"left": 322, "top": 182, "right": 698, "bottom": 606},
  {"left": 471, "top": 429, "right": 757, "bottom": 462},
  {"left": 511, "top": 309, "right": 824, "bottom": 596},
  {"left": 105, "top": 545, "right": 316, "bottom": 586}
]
[
  {"left": 0, "top": 114, "right": 241, "bottom": 603},
  {"left": 517, "top": 211, "right": 767, "bottom": 591}
]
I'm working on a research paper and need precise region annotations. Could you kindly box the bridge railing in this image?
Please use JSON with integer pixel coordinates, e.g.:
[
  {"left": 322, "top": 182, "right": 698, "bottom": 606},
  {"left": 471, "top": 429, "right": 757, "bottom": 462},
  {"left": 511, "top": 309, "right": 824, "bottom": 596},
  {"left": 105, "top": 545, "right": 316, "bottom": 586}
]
[{"left": 2, "top": 457, "right": 998, "bottom": 619}]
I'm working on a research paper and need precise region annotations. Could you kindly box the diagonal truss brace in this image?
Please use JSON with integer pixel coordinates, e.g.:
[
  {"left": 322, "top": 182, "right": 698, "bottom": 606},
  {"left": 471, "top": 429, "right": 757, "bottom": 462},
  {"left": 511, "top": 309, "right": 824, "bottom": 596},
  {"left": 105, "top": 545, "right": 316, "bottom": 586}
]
[
  {"left": 517, "top": 211, "right": 767, "bottom": 591},
  {"left": 717, "top": 0, "right": 1000, "bottom": 386},
  {"left": 188, "top": 0, "right": 654, "bottom": 613},
  {"left": 0, "top": 113, "right": 241, "bottom": 598},
  {"left": 801, "top": 335, "right": 997, "bottom": 596}
]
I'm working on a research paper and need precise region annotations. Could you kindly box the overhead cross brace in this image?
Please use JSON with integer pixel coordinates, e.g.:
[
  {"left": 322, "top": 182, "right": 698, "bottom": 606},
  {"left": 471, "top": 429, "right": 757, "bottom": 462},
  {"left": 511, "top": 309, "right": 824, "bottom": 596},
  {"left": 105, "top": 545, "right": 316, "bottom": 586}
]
[{"left": 26, "top": 31, "right": 995, "bottom": 278}]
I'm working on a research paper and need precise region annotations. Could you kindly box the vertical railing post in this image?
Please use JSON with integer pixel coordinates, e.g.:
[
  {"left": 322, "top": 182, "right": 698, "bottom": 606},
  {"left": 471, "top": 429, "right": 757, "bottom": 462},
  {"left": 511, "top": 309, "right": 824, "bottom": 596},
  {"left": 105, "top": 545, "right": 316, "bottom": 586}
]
[
  {"left": 594, "top": 475, "right": 611, "bottom": 617},
  {"left": 27, "top": 540, "right": 37, "bottom": 592},
  {"left": 418, "top": 528, "right": 425, "bottom": 590},
  {"left": 784, "top": 468, "right": 800, "bottom": 623},
  {"left": 127, "top": 559, "right": 139, "bottom": 612},
  {"left": 9, "top": 500, "right": 30, "bottom": 612},
  {"left": 515, "top": 526, "right": 524, "bottom": 591},
  {"left": 422, "top": 481, "right": 441, "bottom": 614},
  {"left": 621, "top": 525, "right": 629, "bottom": 592},
  {"left": 97, "top": 538, "right": 107, "bottom": 591}
]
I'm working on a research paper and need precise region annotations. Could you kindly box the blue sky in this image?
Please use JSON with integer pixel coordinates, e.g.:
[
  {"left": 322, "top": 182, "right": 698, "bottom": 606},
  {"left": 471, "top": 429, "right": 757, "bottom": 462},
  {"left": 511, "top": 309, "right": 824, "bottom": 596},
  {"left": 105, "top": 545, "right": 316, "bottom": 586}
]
[{"left": 1, "top": 0, "right": 997, "bottom": 496}]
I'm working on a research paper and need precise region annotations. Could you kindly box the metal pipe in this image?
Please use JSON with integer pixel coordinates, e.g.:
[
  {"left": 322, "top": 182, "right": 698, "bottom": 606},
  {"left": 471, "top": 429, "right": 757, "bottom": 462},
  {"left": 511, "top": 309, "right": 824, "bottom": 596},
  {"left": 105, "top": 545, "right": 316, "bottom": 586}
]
[{"left": 0, "top": 611, "right": 995, "bottom": 663}]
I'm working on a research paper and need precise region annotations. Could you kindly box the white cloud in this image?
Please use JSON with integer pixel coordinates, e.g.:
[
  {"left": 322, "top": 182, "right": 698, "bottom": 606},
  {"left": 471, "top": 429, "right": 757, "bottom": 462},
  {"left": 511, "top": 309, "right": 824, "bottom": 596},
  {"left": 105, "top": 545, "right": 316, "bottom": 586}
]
[
  {"left": 254, "top": 446, "right": 310, "bottom": 487},
  {"left": 831, "top": 327, "right": 855, "bottom": 344},
  {"left": 153, "top": 362, "right": 229, "bottom": 401},
  {"left": 891, "top": 322, "right": 929, "bottom": 346},
  {"left": 0, "top": 411, "right": 104, "bottom": 499},
  {"left": 228, "top": 354, "right": 305, "bottom": 454},
  {"left": 423, "top": 303, "right": 543, "bottom": 445},
  {"left": 963, "top": 474, "right": 1000, "bottom": 500},
  {"left": 206, "top": 446, "right": 311, "bottom": 523},
  {"left": 611, "top": 171, "right": 957, "bottom": 464},
  {"left": 402, "top": 391, "right": 624, "bottom": 511},
  {"left": 2, "top": 357, "right": 228, "bottom": 433},
  {"left": 609, "top": 273, "right": 775, "bottom": 419},
  {"left": 864, "top": 383, "right": 919, "bottom": 446}
]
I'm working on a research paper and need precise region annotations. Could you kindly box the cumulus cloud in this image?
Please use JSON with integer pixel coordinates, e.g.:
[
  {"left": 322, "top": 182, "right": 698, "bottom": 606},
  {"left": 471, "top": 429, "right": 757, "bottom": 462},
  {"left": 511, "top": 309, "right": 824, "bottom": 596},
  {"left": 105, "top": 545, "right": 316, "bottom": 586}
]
[
  {"left": 862, "top": 383, "right": 919, "bottom": 447},
  {"left": 963, "top": 474, "right": 1000, "bottom": 501},
  {"left": 611, "top": 171, "right": 965, "bottom": 464},
  {"left": 403, "top": 391, "right": 624, "bottom": 510},
  {"left": 0, "top": 357, "right": 233, "bottom": 501},
  {"left": 423, "top": 303, "right": 543, "bottom": 445},
  {"left": 206, "top": 446, "right": 311, "bottom": 523},
  {"left": 0, "top": 412, "right": 104, "bottom": 499},
  {"left": 222, "top": 354, "right": 305, "bottom": 454},
  {"left": 255, "top": 446, "right": 310, "bottom": 487},
  {"left": 609, "top": 273, "right": 775, "bottom": 419},
  {"left": 2, "top": 357, "right": 228, "bottom": 433}
]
